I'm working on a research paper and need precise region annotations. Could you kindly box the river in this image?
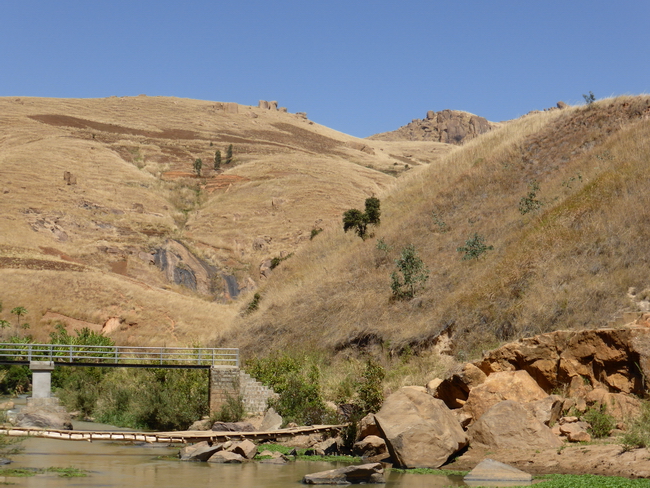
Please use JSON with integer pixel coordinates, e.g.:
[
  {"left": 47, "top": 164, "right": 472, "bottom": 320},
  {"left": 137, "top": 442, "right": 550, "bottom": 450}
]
[{"left": 7, "top": 436, "right": 468, "bottom": 487}]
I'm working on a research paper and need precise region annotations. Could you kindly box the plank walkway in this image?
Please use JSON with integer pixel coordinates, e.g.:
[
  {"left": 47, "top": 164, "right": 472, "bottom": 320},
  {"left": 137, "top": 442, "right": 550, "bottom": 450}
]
[{"left": 0, "top": 424, "right": 348, "bottom": 444}]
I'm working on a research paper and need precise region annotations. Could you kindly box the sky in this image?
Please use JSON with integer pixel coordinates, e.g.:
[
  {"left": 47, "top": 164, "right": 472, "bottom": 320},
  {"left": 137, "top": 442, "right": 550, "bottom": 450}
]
[{"left": 1, "top": 1, "right": 649, "bottom": 138}]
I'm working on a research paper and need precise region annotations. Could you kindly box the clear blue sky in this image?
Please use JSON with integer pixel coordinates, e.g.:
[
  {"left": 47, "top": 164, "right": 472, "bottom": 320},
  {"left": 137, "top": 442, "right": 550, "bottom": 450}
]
[{"left": 1, "top": 1, "right": 648, "bottom": 137}]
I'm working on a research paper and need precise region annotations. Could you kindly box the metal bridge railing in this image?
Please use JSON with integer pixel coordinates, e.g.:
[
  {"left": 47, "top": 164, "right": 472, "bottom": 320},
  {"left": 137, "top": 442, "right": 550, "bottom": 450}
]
[{"left": 0, "top": 343, "right": 239, "bottom": 368}]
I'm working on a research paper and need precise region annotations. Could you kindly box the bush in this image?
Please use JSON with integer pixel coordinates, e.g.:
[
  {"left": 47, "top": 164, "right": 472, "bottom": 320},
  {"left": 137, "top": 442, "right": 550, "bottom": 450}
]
[
  {"left": 583, "top": 91, "right": 596, "bottom": 105},
  {"left": 457, "top": 233, "right": 494, "bottom": 260},
  {"left": 355, "top": 357, "right": 385, "bottom": 415},
  {"left": 193, "top": 158, "right": 202, "bottom": 177},
  {"left": 212, "top": 390, "right": 245, "bottom": 423},
  {"left": 583, "top": 404, "right": 614, "bottom": 438},
  {"left": 225, "top": 144, "right": 233, "bottom": 164},
  {"left": 390, "top": 245, "right": 429, "bottom": 300},
  {"left": 246, "top": 353, "right": 332, "bottom": 426},
  {"left": 621, "top": 401, "right": 650, "bottom": 450},
  {"left": 214, "top": 150, "right": 221, "bottom": 171},
  {"left": 519, "top": 180, "right": 543, "bottom": 215}
]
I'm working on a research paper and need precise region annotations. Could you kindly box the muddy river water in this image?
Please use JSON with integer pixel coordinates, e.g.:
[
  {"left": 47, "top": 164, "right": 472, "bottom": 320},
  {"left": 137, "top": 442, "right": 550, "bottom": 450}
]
[{"left": 8, "top": 436, "right": 468, "bottom": 487}]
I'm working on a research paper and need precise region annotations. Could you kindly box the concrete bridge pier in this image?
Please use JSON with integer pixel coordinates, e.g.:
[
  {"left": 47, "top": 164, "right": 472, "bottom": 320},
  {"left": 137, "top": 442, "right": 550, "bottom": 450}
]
[
  {"left": 209, "top": 366, "right": 278, "bottom": 416},
  {"left": 30, "top": 361, "right": 55, "bottom": 399}
]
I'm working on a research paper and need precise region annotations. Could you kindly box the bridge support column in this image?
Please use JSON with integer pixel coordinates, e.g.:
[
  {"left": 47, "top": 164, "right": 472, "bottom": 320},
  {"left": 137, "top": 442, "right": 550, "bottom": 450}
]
[
  {"left": 30, "top": 361, "right": 55, "bottom": 399},
  {"left": 209, "top": 366, "right": 240, "bottom": 415}
]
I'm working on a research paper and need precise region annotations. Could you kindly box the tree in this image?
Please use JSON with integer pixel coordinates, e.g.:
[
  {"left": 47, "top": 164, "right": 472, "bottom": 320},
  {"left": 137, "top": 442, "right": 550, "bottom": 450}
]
[
  {"left": 193, "top": 158, "right": 202, "bottom": 177},
  {"left": 225, "top": 144, "right": 233, "bottom": 164},
  {"left": 10, "top": 307, "right": 27, "bottom": 328},
  {"left": 457, "top": 233, "right": 494, "bottom": 260},
  {"left": 390, "top": 245, "right": 429, "bottom": 299},
  {"left": 343, "top": 197, "right": 381, "bottom": 240},
  {"left": 214, "top": 150, "right": 222, "bottom": 171},
  {"left": 583, "top": 91, "right": 596, "bottom": 105}
]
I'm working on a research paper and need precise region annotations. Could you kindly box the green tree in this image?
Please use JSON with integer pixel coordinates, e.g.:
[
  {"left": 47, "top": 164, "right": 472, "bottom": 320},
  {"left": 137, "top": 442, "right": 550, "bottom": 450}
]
[
  {"left": 225, "top": 144, "right": 233, "bottom": 164},
  {"left": 214, "top": 150, "right": 222, "bottom": 171},
  {"left": 193, "top": 158, "right": 202, "bottom": 177},
  {"left": 457, "top": 233, "right": 494, "bottom": 260},
  {"left": 583, "top": 91, "right": 596, "bottom": 105},
  {"left": 355, "top": 357, "right": 385, "bottom": 415},
  {"left": 390, "top": 245, "right": 429, "bottom": 299},
  {"left": 0, "top": 320, "right": 9, "bottom": 330},
  {"left": 10, "top": 307, "right": 27, "bottom": 328},
  {"left": 343, "top": 197, "right": 381, "bottom": 240}
]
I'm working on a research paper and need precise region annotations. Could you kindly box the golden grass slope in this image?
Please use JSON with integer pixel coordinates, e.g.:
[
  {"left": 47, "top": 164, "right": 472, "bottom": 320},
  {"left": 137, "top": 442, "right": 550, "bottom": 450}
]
[
  {"left": 231, "top": 96, "right": 650, "bottom": 360},
  {"left": 0, "top": 95, "right": 449, "bottom": 344}
]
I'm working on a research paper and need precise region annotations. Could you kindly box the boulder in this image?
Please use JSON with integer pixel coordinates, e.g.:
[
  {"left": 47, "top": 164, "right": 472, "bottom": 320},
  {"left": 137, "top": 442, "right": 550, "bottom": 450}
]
[
  {"left": 313, "top": 437, "right": 342, "bottom": 456},
  {"left": 524, "top": 395, "right": 564, "bottom": 426},
  {"left": 352, "top": 435, "right": 387, "bottom": 458},
  {"left": 433, "top": 363, "right": 487, "bottom": 409},
  {"left": 179, "top": 441, "right": 224, "bottom": 461},
  {"left": 211, "top": 421, "right": 255, "bottom": 432},
  {"left": 229, "top": 439, "right": 257, "bottom": 459},
  {"left": 15, "top": 403, "right": 73, "bottom": 430},
  {"left": 462, "top": 370, "right": 548, "bottom": 423},
  {"left": 468, "top": 400, "right": 563, "bottom": 449},
  {"left": 260, "top": 407, "right": 283, "bottom": 431},
  {"left": 464, "top": 458, "right": 532, "bottom": 484},
  {"left": 374, "top": 387, "right": 468, "bottom": 468},
  {"left": 585, "top": 388, "right": 641, "bottom": 420},
  {"left": 207, "top": 451, "right": 245, "bottom": 463},
  {"left": 357, "top": 414, "right": 381, "bottom": 440},
  {"left": 187, "top": 418, "right": 212, "bottom": 431},
  {"left": 302, "top": 463, "right": 385, "bottom": 484}
]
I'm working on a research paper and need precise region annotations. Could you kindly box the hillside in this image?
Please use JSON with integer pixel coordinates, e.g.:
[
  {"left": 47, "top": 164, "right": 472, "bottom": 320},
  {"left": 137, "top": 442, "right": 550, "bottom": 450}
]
[
  {"left": 0, "top": 96, "right": 452, "bottom": 345},
  {"left": 229, "top": 96, "right": 650, "bottom": 361},
  {"left": 2, "top": 95, "right": 650, "bottom": 363}
]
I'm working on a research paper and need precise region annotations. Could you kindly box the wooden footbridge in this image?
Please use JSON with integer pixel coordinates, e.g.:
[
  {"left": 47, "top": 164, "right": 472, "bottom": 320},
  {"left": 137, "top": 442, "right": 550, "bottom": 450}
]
[{"left": 0, "top": 424, "right": 348, "bottom": 444}]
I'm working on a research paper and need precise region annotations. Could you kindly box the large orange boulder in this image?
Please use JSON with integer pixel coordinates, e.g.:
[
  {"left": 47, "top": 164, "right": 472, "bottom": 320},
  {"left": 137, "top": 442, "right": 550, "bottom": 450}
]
[{"left": 374, "top": 387, "right": 467, "bottom": 468}]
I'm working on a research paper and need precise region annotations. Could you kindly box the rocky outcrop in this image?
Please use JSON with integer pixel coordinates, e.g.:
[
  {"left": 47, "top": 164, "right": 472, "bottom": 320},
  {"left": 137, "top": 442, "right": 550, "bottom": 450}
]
[
  {"left": 302, "top": 463, "right": 386, "bottom": 485},
  {"left": 153, "top": 239, "right": 240, "bottom": 299},
  {"left": 369, "top": 109, "right": 498, "bottom": 145},
  {"left": 468, "top": 400, "right": 562, "bottom": 450},
  {"left": 15, "top": 400, "right": 73, "bottom": 430},
  {"left": 374, "top": 387, "right": 467, "bottom": 468},
  {"left": 179, "top": 441, "right": 226, "bottom": 461}
]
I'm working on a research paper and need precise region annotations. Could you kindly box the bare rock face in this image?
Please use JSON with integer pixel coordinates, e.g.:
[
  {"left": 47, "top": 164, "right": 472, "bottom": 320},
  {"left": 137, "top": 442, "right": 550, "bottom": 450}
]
[
  {"left": 523, "top": 395, "right": 564, "bottom": 426},
  {"left": 462, "top": 370, "right": 548, "bottom": 423},
  {"left": 369, "top": 109, "right": 498, "bottom": 145},
  {"left": 260, "top": 407, "right": 283, "bottom": 431},
  {"left": 464, "top": 458, "right": 532, "bottom": 484},
  {"left": 374, "top": 387, "right": 468, "bottom": 469},
  {"left": 468, "top": 400, "right": 562, "bottom": 450},
  {"left": 207, "top": 451, "right": 245, "bottom": 463},
  {"left": 476, "top": 327, "right": 650, "bottom": 400}
]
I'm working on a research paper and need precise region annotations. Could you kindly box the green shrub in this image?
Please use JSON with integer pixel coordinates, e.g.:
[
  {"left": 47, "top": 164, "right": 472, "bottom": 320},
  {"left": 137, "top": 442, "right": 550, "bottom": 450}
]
[
  {"left": 310, "top": 228, "right": 323, "bottom": 240},
  {"left": 246, "top": 353, "right": 332, "bottom": 426},
  {"left": 583, "top": 91, "right": 596, "bottom": 105},
  {"left": 225, "top": 144, "right": 233, "bottom": 164},
  {"left": 214, "top": 150, "right": 221, "bottom": 170},
  {"left": 193, "top": 158, "right": 202, "bottom": 177},
  {"left": 390, "top": 245, "right": 429, "bottom": 300},
  {"left": 583, "top": 404, "right": 614, "bottom": 438},
  {"left": 621, "top": 401, "right": 650, "bottom": 450},
  {"left": 244, "top": 293, "right": 261, "bottom": 314},
  {"left": 457, "top": 233, "right": 494, "bottom": 260},
  {"left": 355, "top": 357, "right": 385, "bottom": 415},
  {"left": 212, "top": 391, "right": 245, "bottom": 423},
  {"left": 519, "top": 180, "right": 543, "bottom": 215}
]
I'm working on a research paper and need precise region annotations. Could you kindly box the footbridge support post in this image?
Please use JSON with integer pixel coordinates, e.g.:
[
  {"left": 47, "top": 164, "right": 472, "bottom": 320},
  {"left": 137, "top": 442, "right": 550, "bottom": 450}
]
[{"left": 29, "top": 361, "right": 55, "bottom": 399}]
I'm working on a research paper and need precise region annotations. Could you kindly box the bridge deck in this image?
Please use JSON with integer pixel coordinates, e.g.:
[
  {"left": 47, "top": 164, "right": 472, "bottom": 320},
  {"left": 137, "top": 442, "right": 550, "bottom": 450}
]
[{"left": 0, "top": 424, "right": 347, "bottom": 444}]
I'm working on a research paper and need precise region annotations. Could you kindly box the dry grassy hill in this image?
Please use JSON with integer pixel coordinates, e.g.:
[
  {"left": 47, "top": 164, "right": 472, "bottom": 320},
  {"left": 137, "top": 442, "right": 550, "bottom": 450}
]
[
  {"left": 229, "top": 96, "right": 650, "bottom": 362},
  {"left": 0, "top": 95, "right": 452, "bottom": 345},
  {"left": 3, "top": 95, "right": 650, "bottom": 365}
]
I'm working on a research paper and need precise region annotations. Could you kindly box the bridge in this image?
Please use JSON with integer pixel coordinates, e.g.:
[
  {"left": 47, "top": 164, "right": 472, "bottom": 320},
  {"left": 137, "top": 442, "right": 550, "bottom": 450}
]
[
  {"left": 0, "top": 424, "right": 348, "bottom": 444},
  {"left": 0, "top": 343, "right": 276, "bottom": 415},
  {"left": 0, "top": 343, "right": 239, "bottom": 368}
]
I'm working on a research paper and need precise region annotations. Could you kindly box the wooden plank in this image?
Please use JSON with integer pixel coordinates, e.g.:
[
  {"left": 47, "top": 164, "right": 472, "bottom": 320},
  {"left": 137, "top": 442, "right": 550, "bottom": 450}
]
[{"left": 0, "top": 424, "right": 348, "bottom": 444}]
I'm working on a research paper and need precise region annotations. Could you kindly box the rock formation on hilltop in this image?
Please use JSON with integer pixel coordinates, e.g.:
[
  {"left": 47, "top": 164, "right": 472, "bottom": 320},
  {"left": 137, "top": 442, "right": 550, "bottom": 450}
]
[{"left": 369, "top": 109, "right": 499, "bottom": 145}]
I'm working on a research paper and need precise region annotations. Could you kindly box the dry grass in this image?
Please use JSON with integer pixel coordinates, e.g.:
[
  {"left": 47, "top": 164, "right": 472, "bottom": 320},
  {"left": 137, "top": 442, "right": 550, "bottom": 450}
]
[
  {"left": 0, "top": 95, "right": 418, "bottom": 344},
  {"left": 232, "top": 96, "right": 650, "bottom": 367}
]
